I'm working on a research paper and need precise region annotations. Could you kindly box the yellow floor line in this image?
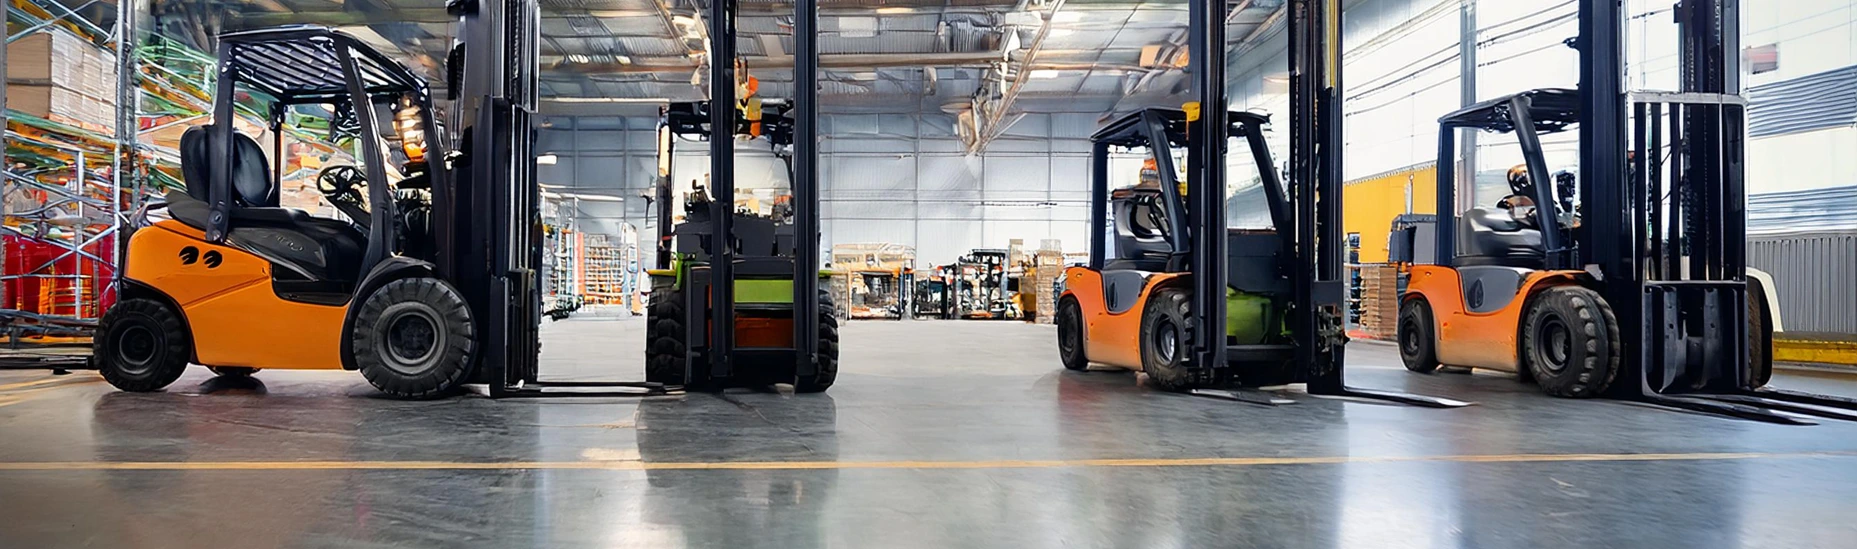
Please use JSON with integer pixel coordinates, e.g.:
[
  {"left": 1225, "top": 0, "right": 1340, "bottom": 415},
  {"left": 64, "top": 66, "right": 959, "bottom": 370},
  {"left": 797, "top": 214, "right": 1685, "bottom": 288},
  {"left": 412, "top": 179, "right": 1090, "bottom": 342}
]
[{"left": 0, "top": 450, "right": 1847, "bottom": 472}]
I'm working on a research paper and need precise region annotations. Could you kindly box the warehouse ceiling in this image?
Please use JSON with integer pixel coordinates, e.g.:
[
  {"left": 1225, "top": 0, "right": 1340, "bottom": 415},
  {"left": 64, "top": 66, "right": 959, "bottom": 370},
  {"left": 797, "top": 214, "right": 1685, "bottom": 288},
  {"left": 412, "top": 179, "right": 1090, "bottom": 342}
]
[{"left": 149, "top": 0, "right": 1287, "bottom": 144}]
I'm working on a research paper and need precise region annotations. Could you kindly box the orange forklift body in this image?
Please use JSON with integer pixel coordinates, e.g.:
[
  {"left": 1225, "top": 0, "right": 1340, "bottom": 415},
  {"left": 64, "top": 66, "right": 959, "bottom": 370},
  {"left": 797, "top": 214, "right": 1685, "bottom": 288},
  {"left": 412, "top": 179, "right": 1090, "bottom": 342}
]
[
  {"left": 122, "top": 220, "right": 348, "bottom": 370},
  {"left": 1401, "top": 265, "right": 1582, "bottom": 372}
]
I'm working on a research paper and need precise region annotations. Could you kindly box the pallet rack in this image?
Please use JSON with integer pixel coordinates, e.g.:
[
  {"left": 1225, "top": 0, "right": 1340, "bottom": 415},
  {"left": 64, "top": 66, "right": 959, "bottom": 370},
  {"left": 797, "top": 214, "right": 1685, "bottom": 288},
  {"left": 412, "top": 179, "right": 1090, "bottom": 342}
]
[{"left": 3, "top": 0, "right": 136, "bottom": 358}]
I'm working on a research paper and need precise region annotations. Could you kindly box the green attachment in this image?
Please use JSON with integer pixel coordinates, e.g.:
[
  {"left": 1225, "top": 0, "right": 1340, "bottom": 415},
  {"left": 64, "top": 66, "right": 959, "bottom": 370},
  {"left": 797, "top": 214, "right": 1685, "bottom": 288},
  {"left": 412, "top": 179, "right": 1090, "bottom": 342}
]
[
  {"left": 735, "top": 279, "right": 796, "bottom": 305},
  {"left": 1226, "top": 288, "right": 1285, "bottom": 344}
]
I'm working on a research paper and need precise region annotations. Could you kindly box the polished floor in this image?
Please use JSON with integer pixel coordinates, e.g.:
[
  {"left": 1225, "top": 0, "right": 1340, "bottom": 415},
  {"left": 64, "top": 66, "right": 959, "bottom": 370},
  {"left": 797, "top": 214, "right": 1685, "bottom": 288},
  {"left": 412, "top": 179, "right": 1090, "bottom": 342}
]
[{"left": 0, "top": 314, "right": 1852, "bottom": 548}]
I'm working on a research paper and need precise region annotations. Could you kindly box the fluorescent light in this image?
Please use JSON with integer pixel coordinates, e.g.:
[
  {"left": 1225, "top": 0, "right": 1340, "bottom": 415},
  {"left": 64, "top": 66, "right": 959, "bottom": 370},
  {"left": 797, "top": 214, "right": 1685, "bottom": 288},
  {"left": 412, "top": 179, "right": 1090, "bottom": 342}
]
[
  {"left": 562, "top": 192, "right": 625, "bottom": 202},
  {"left": 1050, "top": 11, "right": 1085, "bottom": 23},
  {"left": 1045, "top": 28, "right": 1074, "bottom": 37},
  {"left": 566, "top": 54, "right": 592, "bottom": 64},
  {"left": 537, "top": 154, "right": 559, "bottom": 165},
  {"left": 1029, "top": 69, "right": 1062, "bottom": 79},
  {"left": 875, "top": 7, "right": 915, "bottom": 14}
]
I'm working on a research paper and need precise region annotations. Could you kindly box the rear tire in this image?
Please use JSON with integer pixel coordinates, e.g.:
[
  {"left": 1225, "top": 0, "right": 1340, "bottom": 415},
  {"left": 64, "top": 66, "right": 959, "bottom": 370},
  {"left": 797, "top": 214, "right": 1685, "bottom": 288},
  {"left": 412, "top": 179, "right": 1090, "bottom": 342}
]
[
  {"left": 352, "top": 277, "right": 476, "bottom": 399},
  {"left": 208, "top": 366, "right": 258, "bottom": 378},
  {"left": 1056, "top": 296, "right": 1088, "bottom": 371},
  {"left": 1522, "top": 286, "right": 1620, "bottom": 398},
  {"left": 646, "top": 287, "right": 696, "bottom": 388},
  {"left": 796, "top": 289, "right": 839, "bottom": 393},
  {"left": 1398, "top": 298, "right": 1440, "bottom": 374},
  {"left": 95, "top": 298, "right": 191, "bottom": 392},
  {"left": 1139, "top": 287, "right": 1202, "bottom": 392}
]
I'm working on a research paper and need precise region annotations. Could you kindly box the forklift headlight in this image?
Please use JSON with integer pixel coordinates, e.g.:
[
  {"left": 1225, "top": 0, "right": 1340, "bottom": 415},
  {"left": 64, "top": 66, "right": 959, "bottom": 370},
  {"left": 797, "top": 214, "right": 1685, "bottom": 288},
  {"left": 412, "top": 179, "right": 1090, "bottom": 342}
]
[{"left": 395, "top": 104, "right": 427, "bottom": 164}]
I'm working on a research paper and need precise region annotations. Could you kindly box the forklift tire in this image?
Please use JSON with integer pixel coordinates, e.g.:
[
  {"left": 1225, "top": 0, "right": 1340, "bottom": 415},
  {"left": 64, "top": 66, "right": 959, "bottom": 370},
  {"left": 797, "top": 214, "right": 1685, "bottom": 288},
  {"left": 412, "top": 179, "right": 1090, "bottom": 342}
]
[
  {"left": 646, "top": 289, "right": 697, "bottom": 389},
  {"left": 1139, "top": 287, "right": 1199, "bottom": 392},
  {"left": 1521, "top": 286, "right": 1620, "bottom": 398},
  {"left": 796, "top": 289, "right": 839, "bottom": 393},
  {"left": 208, "top": 367, "right": 258, "bottom": 378},
  {"left": 1056, "top": 296, "right": 1088, "bottom": 371},
  {"left": 352, "top": 277, "right": 477, "bottom": 399},
  {"left": 1746, "top": 283, "right": 1774, "bottom": 389},
  {"left": 95, "top": 298, "right": 192, "bottom": 392},
  {"left": 1398, "top": 298, "right": 1440, "bottom": 374}
]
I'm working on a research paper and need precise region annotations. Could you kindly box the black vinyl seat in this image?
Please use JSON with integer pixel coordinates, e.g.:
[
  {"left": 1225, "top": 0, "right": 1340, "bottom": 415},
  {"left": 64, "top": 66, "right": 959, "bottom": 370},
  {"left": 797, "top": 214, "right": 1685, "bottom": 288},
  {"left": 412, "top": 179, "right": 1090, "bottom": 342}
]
[
  {"left": 169, "top": 126, "right": 366, "bottom": 285},
  {"left": 1454, "top": 208, "right": 1545, "bottom": 268},
  {"left": 1106, "top": 192, "right": 1172, "bottom": 271}
]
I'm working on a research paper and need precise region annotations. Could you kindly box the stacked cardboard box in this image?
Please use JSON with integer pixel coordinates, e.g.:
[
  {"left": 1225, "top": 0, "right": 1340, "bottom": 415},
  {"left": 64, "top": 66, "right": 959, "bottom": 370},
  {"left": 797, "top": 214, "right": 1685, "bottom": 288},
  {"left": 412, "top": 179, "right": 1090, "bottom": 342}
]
[
  {"left": 5, "top": 29, "right": 119, "bottom": 132},
  {"left": 1357, "top": 263, "right": 1401, "bottom": 340},
  {"left": 1029, "top": 240, "right": 1065, "bottom": 324}
]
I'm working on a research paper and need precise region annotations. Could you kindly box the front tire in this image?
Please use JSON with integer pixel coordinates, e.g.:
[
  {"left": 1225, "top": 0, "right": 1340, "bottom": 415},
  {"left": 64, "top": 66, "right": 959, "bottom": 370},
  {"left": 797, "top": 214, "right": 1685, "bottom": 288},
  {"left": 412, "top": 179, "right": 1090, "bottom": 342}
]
[
  {"left": 1056, "top": 296, "right": 1088, "bottom": 371},
  {"left": 796, "top": 289, "right": 839, "bottom": 393},
  {"left": 1139, "top": 287, "right": 1201, "bottom": 392},
  {"left": 95, "top": 298, "right": 192, "bottom": 392},
  {"left": 1521, "top": 286, "right": 1620, "bottom": 398},
  {"left": 1398, "top": 298, "right": 1440, "bottom": 374},
  {"left": 646, "top": 287, "right": 697, "bottom": 388},
  {"left": 1746, "top": 282, "right": 1774, "bottom": 389},
  {"left": 351, "top": 277, "right": 477, "bottom": 399}
]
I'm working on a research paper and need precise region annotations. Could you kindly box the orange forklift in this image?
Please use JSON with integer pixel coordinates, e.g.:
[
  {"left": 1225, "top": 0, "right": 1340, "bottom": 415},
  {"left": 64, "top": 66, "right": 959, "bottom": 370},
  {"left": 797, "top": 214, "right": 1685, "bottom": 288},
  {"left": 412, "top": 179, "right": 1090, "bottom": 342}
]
[
  {"left": 92, "top": 2, "right": 659, "bottom": 398},
  {"left": 1396, "top": 0, "right": 1853, "bottom": 423},
  {"left": 1053, "top": 0, "right": 1463, "bottom": 407}
]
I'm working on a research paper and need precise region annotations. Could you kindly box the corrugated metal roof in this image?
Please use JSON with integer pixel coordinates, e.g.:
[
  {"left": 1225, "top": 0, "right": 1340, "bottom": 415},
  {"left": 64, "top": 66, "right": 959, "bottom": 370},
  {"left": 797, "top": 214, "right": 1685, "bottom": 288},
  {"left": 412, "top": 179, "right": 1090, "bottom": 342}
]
[
  {"left": 1748, "top": 185, "right": 1858, "bottom": 235},
  {"left": 1748, "top": 65, "right": 1857, "bottom": 139}
]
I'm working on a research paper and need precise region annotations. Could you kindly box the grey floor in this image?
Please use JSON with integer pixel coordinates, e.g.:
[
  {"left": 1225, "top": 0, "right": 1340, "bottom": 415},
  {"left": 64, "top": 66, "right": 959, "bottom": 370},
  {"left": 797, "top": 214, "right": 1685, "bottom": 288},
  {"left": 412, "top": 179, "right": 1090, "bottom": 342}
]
[{"left": 0, "top": 315, "right": 1852, "bottom": 549}]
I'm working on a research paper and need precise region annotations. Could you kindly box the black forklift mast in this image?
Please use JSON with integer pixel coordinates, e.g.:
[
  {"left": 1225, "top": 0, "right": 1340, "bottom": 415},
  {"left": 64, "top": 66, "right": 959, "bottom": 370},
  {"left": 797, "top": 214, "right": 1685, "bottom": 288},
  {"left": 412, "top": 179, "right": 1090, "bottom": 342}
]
[
  {"left": 702, "top": 0, "right": 821, "bottom": 381},
  {"left": 1183, "top": 0, "right": 1226, "bottom": 373},
  {"left": 1575, "top": 0, "right": 1852, "bottom": 422},
  {"left": 452, "top": 0, "right": 665, "bottom": 396},
  {"left": 445, "top": 0, "right": 544, "bottom": 396},
  {"left": 1173, "top": 0, "right": 1458, "bottom": 407}
]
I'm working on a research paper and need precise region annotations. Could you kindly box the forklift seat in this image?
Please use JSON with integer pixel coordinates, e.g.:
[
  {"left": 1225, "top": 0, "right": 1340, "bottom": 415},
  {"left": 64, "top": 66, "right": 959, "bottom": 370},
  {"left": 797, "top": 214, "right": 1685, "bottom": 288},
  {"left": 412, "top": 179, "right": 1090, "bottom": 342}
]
[
  {"left": 1107, "top": 192, "right": 1172, "bottom": 271},
  {"left": 170, "top": 126, "right": 367, "bottom": 285},
  {"left": 1454, "top": 208, "right": 1544, "bottom": 268}
]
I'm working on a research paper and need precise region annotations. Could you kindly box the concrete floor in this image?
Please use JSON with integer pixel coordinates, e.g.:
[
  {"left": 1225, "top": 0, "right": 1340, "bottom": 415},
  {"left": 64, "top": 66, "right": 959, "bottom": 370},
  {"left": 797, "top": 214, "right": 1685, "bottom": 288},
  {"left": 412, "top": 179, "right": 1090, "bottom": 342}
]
[{"left": 0, "top": 316, "right": 1852, "bottom": 548}]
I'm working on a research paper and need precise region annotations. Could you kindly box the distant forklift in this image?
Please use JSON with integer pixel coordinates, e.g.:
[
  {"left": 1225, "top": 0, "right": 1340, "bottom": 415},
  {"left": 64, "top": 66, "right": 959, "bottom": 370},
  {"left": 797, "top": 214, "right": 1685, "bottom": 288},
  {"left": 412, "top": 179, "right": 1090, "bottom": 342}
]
[
  {"left": 1398, "top": 0, "right": 1852, "bottom": 423},
  {"left": 1053, "top": 0, "right": 1461, "bottom": 407},
  {"left": 91, "top": 0, "right": 586, "bottom": 398},
  {"left": 913, "top": 264, "right": 955, "bottom": 319},
  {"left": 955, "top": 249, "right": 1014, "bottom": 320},
  {"left": 645, "top": 0, "right": 835, "bottom": 392}
]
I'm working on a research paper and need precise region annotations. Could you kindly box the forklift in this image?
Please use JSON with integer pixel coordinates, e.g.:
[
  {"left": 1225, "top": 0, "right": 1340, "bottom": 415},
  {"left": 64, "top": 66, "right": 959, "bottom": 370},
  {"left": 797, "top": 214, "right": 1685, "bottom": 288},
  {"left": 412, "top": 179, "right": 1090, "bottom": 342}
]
[
  {"left": 1052, "top": 0, "right": 1461, "bottom": 407},
  {"left": 92, "top": 0, "right": 646, "bottom": 398},
  {"left": 1398, "top": 0, "right": 1854, "bottom": 423},
  {"left": 913, "top": 264, "right": 954, "bottom": 320},
  {"left": 644, "top": 0, "right": 835, "bottom": 392},
  {"left": 955, "top": 249, "right": 1013, "bottom": 319}
]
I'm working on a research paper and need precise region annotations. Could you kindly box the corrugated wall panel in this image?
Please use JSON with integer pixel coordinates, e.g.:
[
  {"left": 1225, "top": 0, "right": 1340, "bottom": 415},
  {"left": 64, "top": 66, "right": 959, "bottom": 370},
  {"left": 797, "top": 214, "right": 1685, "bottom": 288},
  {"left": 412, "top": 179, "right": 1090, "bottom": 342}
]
[
  {"left": 1748, "top": 65, "right": 1858, "bottom": 138},
  {"left": 1749, "top": 185, "right": 1858, "bottom": 235},
  {"left": 1749, "top": 230, "right": 1857, "bottom": 335}
]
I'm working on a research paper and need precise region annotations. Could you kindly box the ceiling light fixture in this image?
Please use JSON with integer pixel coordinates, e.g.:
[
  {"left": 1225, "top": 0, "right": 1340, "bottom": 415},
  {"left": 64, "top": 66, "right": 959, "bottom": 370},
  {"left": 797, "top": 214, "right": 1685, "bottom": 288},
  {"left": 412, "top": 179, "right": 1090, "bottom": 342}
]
[
  {"left": 875, "top": 7, "right": 915, "bottom": 14},
  {"left": 1029, "top": 69, "right": 1062, "bottom": 79}
]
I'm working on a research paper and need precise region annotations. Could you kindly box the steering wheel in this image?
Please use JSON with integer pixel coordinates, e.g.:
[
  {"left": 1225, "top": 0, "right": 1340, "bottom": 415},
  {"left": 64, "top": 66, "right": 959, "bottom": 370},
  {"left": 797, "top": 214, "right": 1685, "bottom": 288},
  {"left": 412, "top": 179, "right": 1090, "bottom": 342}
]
[{"left": 316, "top": 165, "right": 366, "bottom": 198}]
